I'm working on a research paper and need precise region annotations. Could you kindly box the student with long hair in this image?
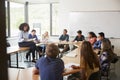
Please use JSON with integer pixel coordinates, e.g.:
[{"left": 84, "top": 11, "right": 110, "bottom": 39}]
[
  {"left": 99, "top": 39, "right": 114, "bottom": 76},
  {"left": 18, "top": 23, "right": 36, "bottom": 62},
  {"left": 68, "top": 41, "right": 99, "bottom": 80}
]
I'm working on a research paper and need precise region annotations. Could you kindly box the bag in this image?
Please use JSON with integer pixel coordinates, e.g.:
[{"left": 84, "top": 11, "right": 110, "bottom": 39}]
[
  {"left": 7, "top": 42, "right": 10, "bottom": 47},
  {"left": 111, "top": 53, "right": 119, "bottom": 63},
  {"left": 67, "top": 72, "right": 81, "bottom": 80},
  {"left": 88, "top": 71, "right": 100, "bottom": 80}
]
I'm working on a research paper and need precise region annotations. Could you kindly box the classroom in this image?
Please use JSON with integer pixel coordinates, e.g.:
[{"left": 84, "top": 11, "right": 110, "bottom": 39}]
[{"left": 0, "top": 0, "right": 120, "bottom": 80}]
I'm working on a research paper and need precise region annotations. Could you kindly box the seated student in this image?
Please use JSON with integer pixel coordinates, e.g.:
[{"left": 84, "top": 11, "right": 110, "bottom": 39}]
[
  {"left": 99, "top": 39, "right": 114, "bottom": 76},
  {"left": 42, "top": 31, "right": 49, "bottom": 42},
  {"left": 40, "top": 31, "right": 50, "bottom": 54},
  {"left": 93, "top": 32, "right": 105, "bottom": 49},
  {"left": 73, "top": 30, "right": 85, "bottom": 42},
  {"left": 18, "top": 23, "right": 36, "bottom": 62},
  {"left": 33, "top": 43, "right": 64, "bottom": 80},
  {"left": 28, "top": 29, "right": 39, "bottom": 43},
  {"left": 88, "top": 32, "right": 97, "bottom": 45},
  {"left": 58, "top": 29, "right": 70, "bottom": 53},
  {"left": 68, "top": 41, "right": 100, "bottom": 80},
  {"left": 28, "top": 29, "right": 43, "bottom": 57}
]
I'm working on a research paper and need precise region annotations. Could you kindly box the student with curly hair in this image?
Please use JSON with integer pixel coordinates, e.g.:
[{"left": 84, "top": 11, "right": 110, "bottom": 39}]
[{"left": 18, "top": 23, "right": 36, "bottom": 62}]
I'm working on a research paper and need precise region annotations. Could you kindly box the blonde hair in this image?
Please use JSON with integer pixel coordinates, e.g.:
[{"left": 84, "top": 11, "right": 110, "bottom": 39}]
[{"left": 46, "top": 43, "right": 59, "bottom": 58}]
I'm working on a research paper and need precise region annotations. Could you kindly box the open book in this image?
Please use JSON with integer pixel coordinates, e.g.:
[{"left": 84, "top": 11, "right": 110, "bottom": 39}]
[
  {"left": 65, "top": 52, "right": 77, "bottom": 57},
  {"left": 65, "top": 63, "right": 80, "bottom": 70}
]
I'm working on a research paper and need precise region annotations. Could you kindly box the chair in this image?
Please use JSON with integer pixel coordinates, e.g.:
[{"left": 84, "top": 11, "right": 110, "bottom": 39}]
[
  {"left": 100, "top": 64, "right": 110, "bottom": 80},
  {"left": 88, "top": 71, "right": 100, "bottom": 80}
]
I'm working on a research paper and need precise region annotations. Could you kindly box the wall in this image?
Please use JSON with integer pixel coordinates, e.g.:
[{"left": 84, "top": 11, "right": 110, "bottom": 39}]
[
  {"left": 58, "top": 0, "right": 120, "bottom": 56},
  {"left": 58, "top": 0, "right": 120, "bottom": 33},
  {"left": 110, "top": 39, "right": 120, "bottom": 56}
]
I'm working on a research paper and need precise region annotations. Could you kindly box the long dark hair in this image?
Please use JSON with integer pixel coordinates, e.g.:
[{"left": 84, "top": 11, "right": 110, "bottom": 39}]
[
  {"left": 101, "top": 39, "right": 114, "bottom": 61},
  {"left": 81, "top": 41, "right": 99, "bottom": 69}
]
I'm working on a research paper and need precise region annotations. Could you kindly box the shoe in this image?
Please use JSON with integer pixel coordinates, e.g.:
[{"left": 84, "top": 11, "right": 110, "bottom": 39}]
[
  {"left": 24, "top": 58, "right": 29, "bottom": 62},
  {"left": 32, "top": 59, "right": 36, "bottom": 63}
]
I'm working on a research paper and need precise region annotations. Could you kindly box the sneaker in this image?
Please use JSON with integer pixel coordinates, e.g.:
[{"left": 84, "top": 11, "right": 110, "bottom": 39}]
[{"left": 32, "top": 60, "right": 36, "bottom": 63}]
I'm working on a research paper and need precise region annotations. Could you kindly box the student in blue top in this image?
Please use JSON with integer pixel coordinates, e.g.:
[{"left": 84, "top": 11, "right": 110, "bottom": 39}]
[
  {"left": 58, "top": 29, "right": 70, "bottom": 53},
  {"left": 93, "top": 32, "right": 105, "bottom": 49},
  {"left": 28, "top": 29, "right": 45, "bottom": 57},
  {"left": 33, "top": 43, "right": 64, "bottom": 80},
  {"left": 28, "top": 29, "right": 39, "bottom": 43}
]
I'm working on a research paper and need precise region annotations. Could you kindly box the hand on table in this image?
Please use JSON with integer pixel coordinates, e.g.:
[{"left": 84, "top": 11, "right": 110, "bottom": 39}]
[{"left": 71, "top": 65, "right": 80, "bottom": 69}]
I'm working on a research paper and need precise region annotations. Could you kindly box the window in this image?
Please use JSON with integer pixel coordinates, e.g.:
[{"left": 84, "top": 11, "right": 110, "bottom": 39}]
[
  {"left": 29, "top": 4, "right": 50, "bottom": 36},
  {"left": 52, "top": 3, "right": 59, "bottom": 36},
  {"left": 5, "top": 1, "right": 8, "bottom": 36},
  {"left": 10, "top": 2, "right": 24, "bottom": 37}
]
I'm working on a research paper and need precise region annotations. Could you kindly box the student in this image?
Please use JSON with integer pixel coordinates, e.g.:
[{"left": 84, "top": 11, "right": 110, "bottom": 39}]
[
  {"left": 93, "top": 32, "right": 105, "bottom": 49},
  {"left": 42, "top": 31, "right": 49, "bottom": 42},
  {"left": 99, "top": 39, "right": 114, "bottom": 76},
  {"left": 28, "top": 29, "right": 44, "bottom": 56},
  {"left": 59, "top": 29, "right": 69, "bottom": 41},
  {"left": 73, "top": 30, "right": 85, "bottom": 42},
  {"left": 68, "top": 41, "right": 99, "bottom": 80},
  {"left": 18, "top": 23, "right": 36, "bottom": 62},
  {"left": 28, "top": 29, "right": 39, "bottom": 43},
  {"left": 33, "top": 43, "right": 64, "bottom": 80},
  {"left": 58, "top": 29, "right": 70, "bottom": 53},
  {"left": 88, "top": 32, "right": 97, "bottom": 45}
]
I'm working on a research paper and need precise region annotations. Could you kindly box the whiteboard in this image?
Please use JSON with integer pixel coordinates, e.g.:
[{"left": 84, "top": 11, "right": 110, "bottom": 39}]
[{"left": 69, "top": 12, "right": 120, "bottom": 38}]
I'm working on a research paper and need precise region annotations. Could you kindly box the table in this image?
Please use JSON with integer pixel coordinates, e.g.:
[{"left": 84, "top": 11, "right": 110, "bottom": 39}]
[
  {"left": 8, "top": 42, "right": 82, "bottom": 80},
  {"left": 8, "top": 67, "right": 81, "bottom": 80},
  {"left": 7, "top": 46, "right": 30, "bottom": 68},
  {"left": 36, "top": 41, "right": 82, "bottom": 47}
]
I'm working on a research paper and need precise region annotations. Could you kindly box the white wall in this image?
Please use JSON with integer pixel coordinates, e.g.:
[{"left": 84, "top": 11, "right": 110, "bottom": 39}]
[
  {"left": 58, "top": 0, "right": 120, "bottom": 56},
  {"left": 58, "top": 0, "right": 120, "bottom": 34}
]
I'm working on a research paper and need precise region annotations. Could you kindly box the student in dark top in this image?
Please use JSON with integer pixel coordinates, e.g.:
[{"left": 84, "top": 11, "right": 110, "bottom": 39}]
[
  {"left": 18, "top": 23, "right": 36, "bottom": 62},
  {"left": 73, "top": 30, "right": 85, "bottom": 42},
  {"left": 93, "top": 32, "right": 105, "bottom": 49},
  {"left": 58, "top": 29, "right": 70, "bottom": 53},
  {"left": 59, "top": 29, "right": 69, "bottom": 41},
  {"left": 33, "top": 43, "right": 64, "bottom": 80}
]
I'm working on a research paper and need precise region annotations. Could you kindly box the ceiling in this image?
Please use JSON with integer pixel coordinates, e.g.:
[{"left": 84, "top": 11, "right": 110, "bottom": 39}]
[{"left": 7, "top": 0, "right": 59, "bottom": 4}]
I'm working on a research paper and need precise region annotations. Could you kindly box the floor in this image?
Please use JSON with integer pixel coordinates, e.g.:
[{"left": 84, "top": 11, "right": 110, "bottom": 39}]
[{"left": 10, "top": 52, "right": 120, "bottom": 80}]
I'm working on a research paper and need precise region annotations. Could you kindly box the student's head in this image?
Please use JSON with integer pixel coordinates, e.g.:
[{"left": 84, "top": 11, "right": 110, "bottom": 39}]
[
  {"left": 63, "top": 29, "right": 67, "bottom": 35},
  {"left": 88, "top": 32, "right": 97, "bottom": 38},
  {"left": 31, "top": 29, "right": 36, "bottom": 35},
  {"left": 19, "top": 23, "right": 30, "bottom": 32},
  {"left": 46, "top": 43, "right": 59, "bottom": 58},
  {"left": 97, "top": 32, "right": 105, "bottom": 40},
  {"left": 81, "top": 41, "right": 99, "bottom": 69},
  {"left": 77, "top": 30, "right": 82, "bottom": 37},
  {"left": 44, "top": 31, "right": 48, "bottom": 36},
  {"left": 101, "top": 39, "right": 111, "bottom": 52}
]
